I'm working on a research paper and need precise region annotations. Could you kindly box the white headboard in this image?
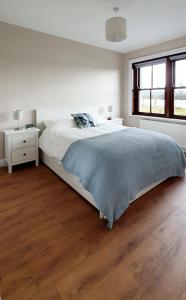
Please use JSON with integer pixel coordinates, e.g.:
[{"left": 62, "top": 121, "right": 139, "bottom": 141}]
[{"left": 36, "top": 106, "right": 105, "bottom": 131}]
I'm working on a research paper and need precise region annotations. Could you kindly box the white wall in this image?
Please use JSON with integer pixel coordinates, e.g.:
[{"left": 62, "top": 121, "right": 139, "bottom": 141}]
[
  {"left": 122, "top": 36, "right": 186, "bottom": 127},
  {"left": 0, "top": 21, "right": 186, "bottom": 160},
  {"left": 0, "top": 22, "right": 123, "bottom": 159}
]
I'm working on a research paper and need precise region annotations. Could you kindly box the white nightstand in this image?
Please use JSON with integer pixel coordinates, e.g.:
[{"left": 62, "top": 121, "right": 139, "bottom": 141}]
[
  {"left": 107, "top": 118, "right": 124, "bottom": 126},
  {"left": 4, "top": 127, "right": 40, "bottom": 174}
]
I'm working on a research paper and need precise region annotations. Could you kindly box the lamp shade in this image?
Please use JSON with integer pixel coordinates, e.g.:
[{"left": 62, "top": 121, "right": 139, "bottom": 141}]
[
  {"left": 14, "top": 110, "right": 23, "bottom": 121},
  {"left": 108, "top": 105, "right": 113, "bottom": 113},
  {"left": 106, "top": 16, "right": 127, "bottom": 42}
]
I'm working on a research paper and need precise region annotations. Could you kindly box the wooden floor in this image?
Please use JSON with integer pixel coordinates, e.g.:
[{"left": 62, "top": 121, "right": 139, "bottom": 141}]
[{"left": 0, "top": 164, "right": 186, "bottom": 300}]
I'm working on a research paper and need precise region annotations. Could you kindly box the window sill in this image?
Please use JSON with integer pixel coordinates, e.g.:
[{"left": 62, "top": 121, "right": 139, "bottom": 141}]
[{"left": 130, "top": 114, "right": 186, "bottom": 125}]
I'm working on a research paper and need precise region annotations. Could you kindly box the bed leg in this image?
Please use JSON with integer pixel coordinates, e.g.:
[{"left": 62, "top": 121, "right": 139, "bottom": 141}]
[{"left": 99, "top": 212, "right": 104, "bottom": 219}]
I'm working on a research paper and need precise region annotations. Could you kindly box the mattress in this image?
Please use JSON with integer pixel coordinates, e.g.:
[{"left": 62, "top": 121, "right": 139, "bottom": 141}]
[{"left": 39, "top": 122, "right": 128, "bottom": 161}]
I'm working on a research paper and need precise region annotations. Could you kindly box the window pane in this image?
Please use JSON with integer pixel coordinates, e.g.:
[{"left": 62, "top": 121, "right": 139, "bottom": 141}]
[
  {"left": 151, "top": 90, "right": 165, "bottom": 114},
  {"left": 153, "top": 63, "right": 166, "bottom": 88},
  {"left": 174, "top": 88, "right": 186, "bottom": 116},
  {"left": 139, "top": 90, "right": 150, "bottom": 113},
  {"left": 175, "top": 59, "right": 186, "bottom": 87},
  {"left": 140, "top": 66, "right": 152, "bottom": 88}
]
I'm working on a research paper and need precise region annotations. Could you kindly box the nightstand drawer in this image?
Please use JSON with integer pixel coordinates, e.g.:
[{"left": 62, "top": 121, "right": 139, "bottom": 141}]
[
  {"left": 12, "top": 147, "right": 36, "bottom": 163},
  {"left": 12, "top": 133, "right": 36, "bottom": 149}
]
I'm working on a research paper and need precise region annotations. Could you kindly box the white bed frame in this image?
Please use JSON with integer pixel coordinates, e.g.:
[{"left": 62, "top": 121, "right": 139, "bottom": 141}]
[{"left": 36, "top": 108, "right": 163, "bottom": 220}]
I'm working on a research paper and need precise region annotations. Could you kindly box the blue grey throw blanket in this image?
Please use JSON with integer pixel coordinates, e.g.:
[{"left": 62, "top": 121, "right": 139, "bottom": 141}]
[{"left": 62, "top": 128, "right": 186, "bottom": 228}]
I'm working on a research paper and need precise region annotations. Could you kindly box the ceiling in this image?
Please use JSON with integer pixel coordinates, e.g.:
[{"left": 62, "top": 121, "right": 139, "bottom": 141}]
[{"left": 0, "top": 0, "right": 185, "bottom": 53}]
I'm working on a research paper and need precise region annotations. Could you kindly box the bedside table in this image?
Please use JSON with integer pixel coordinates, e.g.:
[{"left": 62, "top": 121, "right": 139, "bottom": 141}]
[
  {"left": 4, "top": 127, "right": 40, "bottom": 174},
  {"left": 107, "top": 118, "right": 124, "bottom": 126}
]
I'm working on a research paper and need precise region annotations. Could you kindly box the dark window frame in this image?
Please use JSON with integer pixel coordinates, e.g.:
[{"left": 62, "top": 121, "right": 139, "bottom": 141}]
[{"left": 132, "top": 52, "right": 186, "bottom": 120}]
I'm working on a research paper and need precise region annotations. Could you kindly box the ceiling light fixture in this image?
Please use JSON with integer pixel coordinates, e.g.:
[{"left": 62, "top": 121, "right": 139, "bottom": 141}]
[{"left": 105, "top": 7, "right": 127, "bottom": 42}]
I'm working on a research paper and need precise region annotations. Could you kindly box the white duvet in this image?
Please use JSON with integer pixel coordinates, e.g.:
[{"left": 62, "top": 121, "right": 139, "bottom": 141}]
[{"left": 39, "top": 123, "right": 128, "bottom": 161}]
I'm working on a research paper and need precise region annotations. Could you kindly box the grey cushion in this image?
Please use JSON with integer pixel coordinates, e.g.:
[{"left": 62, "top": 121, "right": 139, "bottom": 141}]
[{"left": 71, "top": 113, "right": 97, "bottom": 129}]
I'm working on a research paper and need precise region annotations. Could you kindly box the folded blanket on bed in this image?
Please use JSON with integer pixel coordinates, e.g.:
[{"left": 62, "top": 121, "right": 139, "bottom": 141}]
[{"left": 62, "top": 128, "right": 186, "bottom": 228}]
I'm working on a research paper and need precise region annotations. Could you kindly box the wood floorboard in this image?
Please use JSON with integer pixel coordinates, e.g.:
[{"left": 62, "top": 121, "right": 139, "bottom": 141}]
[
  {"left": 152, "top": 204, "right": 186, "bottom": 247},
  {"left": 0, "top": 163, "right": 186, "bottom": 300}
]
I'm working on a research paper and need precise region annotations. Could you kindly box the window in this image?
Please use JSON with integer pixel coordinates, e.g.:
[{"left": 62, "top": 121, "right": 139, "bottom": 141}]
[
  {"left": 174, "top": 59, "right": 186, "bottom": 116},
  {"left": 132, "top": 52, "right": 186, "bottom": 119}
]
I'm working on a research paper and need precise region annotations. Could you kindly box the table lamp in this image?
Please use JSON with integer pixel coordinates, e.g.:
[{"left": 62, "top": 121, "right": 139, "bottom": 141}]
[
  {"left": 14, "top": 110, "right": 23, "bottom": 130},
  {"left": 107, "top": 105, "right": 113, "bottom": 120}
]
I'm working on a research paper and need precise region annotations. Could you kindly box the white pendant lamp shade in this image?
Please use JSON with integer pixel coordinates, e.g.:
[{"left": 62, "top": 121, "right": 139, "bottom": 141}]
[{"left": 106, "top": 7, "right": 127, "bottom": 42}]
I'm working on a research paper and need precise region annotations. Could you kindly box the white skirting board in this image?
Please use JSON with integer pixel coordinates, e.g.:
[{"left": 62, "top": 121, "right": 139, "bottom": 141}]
[{"left": 0, "top": 159, "right": 7, "bottom": 167}]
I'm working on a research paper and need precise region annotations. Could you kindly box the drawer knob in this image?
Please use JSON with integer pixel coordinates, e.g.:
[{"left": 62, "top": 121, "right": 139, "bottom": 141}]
[
  {"left": 23, "top": 140, "right": 26, "bottom": 143},
  {"left": 23, "top": 153, "right": 27, "bottom": 156}
]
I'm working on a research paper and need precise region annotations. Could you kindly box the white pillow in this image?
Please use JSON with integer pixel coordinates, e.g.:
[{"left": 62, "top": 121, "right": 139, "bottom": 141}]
[
  {"left": 92, "top": 114, "right": 107, "bottom": 125},
  {"left": 43, "top": 119, "right": 76, "bottom": 129},
  {"left": 43, "top": 120, "right": 56, "bottom": 129}
]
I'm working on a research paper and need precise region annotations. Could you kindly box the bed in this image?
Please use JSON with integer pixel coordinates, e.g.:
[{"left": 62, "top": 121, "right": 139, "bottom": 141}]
[{"left": 37, "top": 108, "right": 186, "bottom": 228}]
